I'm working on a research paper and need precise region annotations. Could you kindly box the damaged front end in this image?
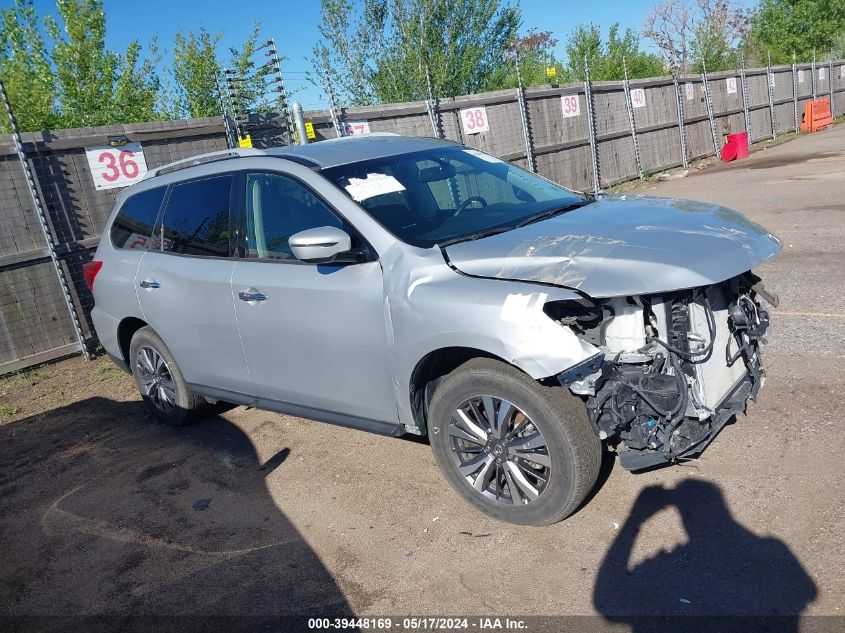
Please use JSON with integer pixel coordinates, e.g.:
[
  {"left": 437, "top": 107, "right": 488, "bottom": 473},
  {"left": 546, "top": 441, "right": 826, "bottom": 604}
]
[{"left": 549, "top": 272, "right": 774, "bottom": 471}]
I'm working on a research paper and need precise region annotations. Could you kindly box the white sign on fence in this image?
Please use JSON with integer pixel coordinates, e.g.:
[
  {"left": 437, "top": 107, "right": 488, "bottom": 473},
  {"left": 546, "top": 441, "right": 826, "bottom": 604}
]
[
  {"left": 84, "top": 143, "right": 148, "bottom": 190},
  {"left": 342, "top": 121, "right": 371, "bottom": 136},
  {"left": 798, "top": 69, "right": 805, "bottom": 83},
  {"left": 560, "top": 94, "right": 581, "bottom": 117},
  {"left": 726, "top": 77, "right": 737, "bottom": 94},
  {"left": 630, "top": 88, "right": 646, "bottom": 108},
  {"left": 685, "top": 82, "right": 694, "bottom": 100},
  {"left": 460, "top": 106, "right": 490, "bottom": 134},
  {"left": 818, "top": 67, "right": 825, "bottom": 81},
  {"left": 841, "top": 65, "right": 845, "bottom": 79}
]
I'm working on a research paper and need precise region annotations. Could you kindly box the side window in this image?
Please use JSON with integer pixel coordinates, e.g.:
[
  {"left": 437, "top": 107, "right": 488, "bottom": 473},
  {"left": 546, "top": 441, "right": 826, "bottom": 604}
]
[
  {"left": 110, "top": 187, "right": 166, "bottom": 249},
  {"left": 245, "top": 173, "right": 345, "bottom": 261},
  {"left": 160, "top": 175, "right": 233, "bottom": 257}
]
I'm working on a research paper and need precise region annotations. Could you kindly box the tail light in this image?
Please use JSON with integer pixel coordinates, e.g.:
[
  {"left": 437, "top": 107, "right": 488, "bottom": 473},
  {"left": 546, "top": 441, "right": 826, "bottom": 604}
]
[{"left": 83, "top": 260, "right": 103, "bottom": 292}]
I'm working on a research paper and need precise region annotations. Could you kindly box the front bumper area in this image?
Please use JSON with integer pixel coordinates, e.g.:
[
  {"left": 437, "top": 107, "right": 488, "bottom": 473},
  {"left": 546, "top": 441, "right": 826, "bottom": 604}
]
[
  {"left": 616, "top": 369, "right": 758, "bottom": 471},
  {"left": 579, "top": 274, "right": 770, "bottom": 472}
]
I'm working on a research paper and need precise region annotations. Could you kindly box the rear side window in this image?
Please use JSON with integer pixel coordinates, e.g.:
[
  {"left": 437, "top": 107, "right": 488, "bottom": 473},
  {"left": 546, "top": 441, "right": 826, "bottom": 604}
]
[
  {"left": 110, "top": 187, "right": 166, "bottom": 249},
  {"left": 160, "top": 175, "right": 233, "bottom": 257}
]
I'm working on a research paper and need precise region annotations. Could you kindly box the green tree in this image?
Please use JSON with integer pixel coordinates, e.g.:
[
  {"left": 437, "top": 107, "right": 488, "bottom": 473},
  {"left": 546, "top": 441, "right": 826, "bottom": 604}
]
[
  {"left": 227, "top": 22, "right": 278, "bottom": 114},
  {"left": 510, "top": 29, "right": 566, "bottom": 86},
  {"left": 750, "top": 0, "right": 845, "bottom": 64},
  {"left": 314, "top": 0, "right": 520, "bottom": 105},
  {"left": 171, "top": 27, "right": 224, "bottom": 118},
  {"left": 113, "top": 38, "right": 162, "bottom": 124},
  {"left": 565, "top": 23, "right": 664, "bottom": 81},
  {"left": 0, "top": 0, "right": 58, "bottom": 132},
  {"left": 46, "top": 0, "right": 119, "bottom": 126}
]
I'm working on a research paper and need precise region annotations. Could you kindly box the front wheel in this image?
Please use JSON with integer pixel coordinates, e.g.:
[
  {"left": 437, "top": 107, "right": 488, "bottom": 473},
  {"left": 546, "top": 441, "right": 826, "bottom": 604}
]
[{"left": 428, "top": 358, "right": 601, "bottom": 526}]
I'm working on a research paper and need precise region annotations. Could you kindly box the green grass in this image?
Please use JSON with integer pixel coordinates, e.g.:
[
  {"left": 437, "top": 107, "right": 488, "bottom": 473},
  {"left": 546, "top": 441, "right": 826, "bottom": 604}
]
[{"left": 0, "top": 402, "right": 20, "bottom": 420}]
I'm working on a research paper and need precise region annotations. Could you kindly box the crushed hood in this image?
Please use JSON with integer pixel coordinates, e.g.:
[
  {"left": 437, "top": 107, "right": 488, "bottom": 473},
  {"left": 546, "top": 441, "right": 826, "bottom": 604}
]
[{"left": 444, "top": 195, "right": 781, "bottom": 298}]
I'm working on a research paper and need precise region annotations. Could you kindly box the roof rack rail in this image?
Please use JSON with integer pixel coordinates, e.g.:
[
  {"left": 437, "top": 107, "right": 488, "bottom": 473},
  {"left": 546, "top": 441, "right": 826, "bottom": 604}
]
[{"left": 142, "top": 148, "right": 266, "bottom": 180}]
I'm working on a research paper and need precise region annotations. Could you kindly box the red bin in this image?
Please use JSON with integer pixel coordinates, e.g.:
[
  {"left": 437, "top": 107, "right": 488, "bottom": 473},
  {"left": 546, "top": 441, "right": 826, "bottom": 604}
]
[{"left": 726, "top": 131, "right": 749, "bottom": 159}]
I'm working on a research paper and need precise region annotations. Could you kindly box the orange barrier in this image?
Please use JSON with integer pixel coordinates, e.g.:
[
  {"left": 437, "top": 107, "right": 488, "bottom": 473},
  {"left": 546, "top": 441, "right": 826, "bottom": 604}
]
[{"left": 800, "top": 98, "right": 834, "bottom": 133}]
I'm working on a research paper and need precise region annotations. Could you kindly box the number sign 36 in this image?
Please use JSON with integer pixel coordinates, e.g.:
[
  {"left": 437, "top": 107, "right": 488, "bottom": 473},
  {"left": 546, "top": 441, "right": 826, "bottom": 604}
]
[
  {"left": 460, "top": 106, "right": 489, "bottom": 134},
  {"left": 85, "top": 143, "right": 148, "bottom": 190}
]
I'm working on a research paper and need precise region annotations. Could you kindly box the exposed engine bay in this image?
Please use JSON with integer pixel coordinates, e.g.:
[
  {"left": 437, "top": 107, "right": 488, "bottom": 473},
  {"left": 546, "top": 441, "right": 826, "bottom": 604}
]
[{"left": 547, "top": 272, "right": 774, "bottom": 471}]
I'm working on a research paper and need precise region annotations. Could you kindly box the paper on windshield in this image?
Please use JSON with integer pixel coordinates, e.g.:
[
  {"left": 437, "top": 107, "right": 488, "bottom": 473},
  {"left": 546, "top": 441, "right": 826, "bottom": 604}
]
[
  {"left": 463, "top": 149, "right": 503, "bottom": 164},
  {"left": 344, "top": 173, "right": 406, "bottom": 202}
]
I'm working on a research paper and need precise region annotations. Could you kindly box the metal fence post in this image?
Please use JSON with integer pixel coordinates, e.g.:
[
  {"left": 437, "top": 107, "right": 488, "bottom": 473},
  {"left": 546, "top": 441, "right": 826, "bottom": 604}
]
[
  {"left": 584, "top": 56, "right": 601, "bottom": 194},
  {"left": 322, "top": 64, "right": 344, "bottom": 137},
  {"left": 214, "top": 76, "right": 235, "bottom": 149},
  {"left": 222, "top": 69, "right": 245, "bottom": 141},
  {"left": 830, "top": 58, "right": 835, "bottom": 115},
  {"left": 622, "top": 57, "right": 644, "bottom": 179},
  {"left": 514, "top": 49, "right": 537, "bottom": 173},
  {"left": 811, "top": 53, "right": 817, "bottom": 101},
  {"left": 740, "top": 60, "right": 752, "bottom": 150},
  {"left": 766, "top": 53, "right": 777, "bottom": 140},
  {"left": 792, "top": 62, "right": 799, "bottom": 132},
  {"left": 424, "top": 66, "right": 443, "bottom": 139},
  {"left": 268, "top": 38, "right": 294, "bottom": 145},
  {"left": 701, "top": 61, "right": 720, "bottom": 156},
  {"left": 0, "top": 80, "right": 89, "bottom": 360},
  {"left": 672, "top": 74, "right": 689, "bottom": 169}
]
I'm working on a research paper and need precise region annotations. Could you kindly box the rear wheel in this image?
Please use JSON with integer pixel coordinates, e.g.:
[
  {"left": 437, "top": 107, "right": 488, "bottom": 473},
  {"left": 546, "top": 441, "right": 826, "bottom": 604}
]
[
  {"left": 428, "top": 358, "right": 601, "bottom": 526},
  {"left": 129, "top": 326, "right": 204, "bottom": 426}
]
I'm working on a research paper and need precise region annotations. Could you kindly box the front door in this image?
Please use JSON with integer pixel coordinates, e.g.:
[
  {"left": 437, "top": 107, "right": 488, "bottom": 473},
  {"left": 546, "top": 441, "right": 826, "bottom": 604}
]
[
  {"left": 231, "top": 171, "right": 397, "bottom": 426},
  {"left": 135, "top": 173, "right": 251, "bottom": 399}
]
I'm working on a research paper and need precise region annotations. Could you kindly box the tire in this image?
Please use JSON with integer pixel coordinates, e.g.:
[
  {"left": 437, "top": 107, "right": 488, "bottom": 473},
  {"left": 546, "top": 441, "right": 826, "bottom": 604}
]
[
  {"left": 428, "top": 358, "right": 601, "bottom": 526},
  {"left": 129, "top": 326, "right": 204, "bottom": 426}
]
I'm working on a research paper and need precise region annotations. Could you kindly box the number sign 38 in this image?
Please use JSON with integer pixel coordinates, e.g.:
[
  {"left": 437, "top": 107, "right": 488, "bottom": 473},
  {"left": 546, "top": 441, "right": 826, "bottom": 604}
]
[
  {"left": 460, "top": 106, "right": 490, "bottom": 134},
  {"left": 84, "top": 142, "right": 149, "bottom": 190}
]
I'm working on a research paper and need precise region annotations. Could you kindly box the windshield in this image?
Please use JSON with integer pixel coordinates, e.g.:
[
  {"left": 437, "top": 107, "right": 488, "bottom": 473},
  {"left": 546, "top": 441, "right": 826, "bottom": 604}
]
[{"left": 320, "top": 146, "right": 588, "bottom": 248}]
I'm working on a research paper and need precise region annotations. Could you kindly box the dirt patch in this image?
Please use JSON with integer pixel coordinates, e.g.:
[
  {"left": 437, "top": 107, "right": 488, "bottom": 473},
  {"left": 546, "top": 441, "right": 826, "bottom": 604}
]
[{"left": 746, "top": 150, "right": 843, "bottom": 169}]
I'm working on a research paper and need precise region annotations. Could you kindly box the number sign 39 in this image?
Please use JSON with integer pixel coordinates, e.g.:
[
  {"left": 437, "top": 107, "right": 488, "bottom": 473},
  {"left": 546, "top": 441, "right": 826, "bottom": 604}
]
[
  {"left": 561, "top": 94, "right": 581, "bottom": 117},
  {"left": 85, "top": 143, "right": 148, "bottom": 190},
  {"left": 460, "top": 106, "right": 489, "bottom": 134}
]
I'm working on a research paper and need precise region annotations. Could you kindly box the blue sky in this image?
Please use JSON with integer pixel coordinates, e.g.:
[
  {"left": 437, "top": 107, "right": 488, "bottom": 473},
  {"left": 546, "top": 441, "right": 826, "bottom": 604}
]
[{"left": 26, "top": 0, "right": 724, "bottom": 109}]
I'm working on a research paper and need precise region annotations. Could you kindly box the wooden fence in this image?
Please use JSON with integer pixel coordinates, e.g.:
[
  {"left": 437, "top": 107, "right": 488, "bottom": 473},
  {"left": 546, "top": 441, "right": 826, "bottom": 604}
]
[{"left": 1, "top": 60, "right": 843, "bottom": 373}]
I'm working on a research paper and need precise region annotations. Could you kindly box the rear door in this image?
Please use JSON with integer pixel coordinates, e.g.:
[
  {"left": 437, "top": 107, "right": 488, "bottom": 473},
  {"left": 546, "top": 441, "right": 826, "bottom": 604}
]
[
  {"left": 135, "top": 173, "right": 252, "bottom": 399},
  {"left": 230, "top": 170, "right": 397, "bottom": 426}
]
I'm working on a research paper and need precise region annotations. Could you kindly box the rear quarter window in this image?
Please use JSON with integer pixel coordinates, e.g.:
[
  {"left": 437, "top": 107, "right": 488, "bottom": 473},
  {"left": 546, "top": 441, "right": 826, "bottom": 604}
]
[{"left": 109, "top": 186, "right": 167, "bottom": 249}]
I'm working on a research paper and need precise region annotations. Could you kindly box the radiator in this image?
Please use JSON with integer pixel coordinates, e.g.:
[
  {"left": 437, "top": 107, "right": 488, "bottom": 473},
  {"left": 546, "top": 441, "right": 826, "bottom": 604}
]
[{"left": 688, "top": 287, "right": 747, "bottom": 411}]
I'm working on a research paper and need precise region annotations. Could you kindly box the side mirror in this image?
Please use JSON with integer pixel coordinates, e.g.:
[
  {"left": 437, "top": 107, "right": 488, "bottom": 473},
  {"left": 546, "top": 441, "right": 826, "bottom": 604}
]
[{"left": 289, "top": 226, "right": 354, "bottom": 264}]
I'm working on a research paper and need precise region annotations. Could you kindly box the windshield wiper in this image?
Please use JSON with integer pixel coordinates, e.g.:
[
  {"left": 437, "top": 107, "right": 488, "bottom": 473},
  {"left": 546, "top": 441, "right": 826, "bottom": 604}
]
[
  {"left": 438, "top": 226, "right": 514, "bottom": 248},
  {"left": 515, "top": 200, "right": 591, "bottom": 228}
]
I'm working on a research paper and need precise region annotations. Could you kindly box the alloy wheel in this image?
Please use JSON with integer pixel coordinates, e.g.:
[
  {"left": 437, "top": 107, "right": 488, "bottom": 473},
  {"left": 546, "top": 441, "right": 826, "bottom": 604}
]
[
  {"left": 136, "top": 346, "right": 177, "bottom": 413},
  {"left": 448, "top": 395, "right": 551, "bottom": 505}
]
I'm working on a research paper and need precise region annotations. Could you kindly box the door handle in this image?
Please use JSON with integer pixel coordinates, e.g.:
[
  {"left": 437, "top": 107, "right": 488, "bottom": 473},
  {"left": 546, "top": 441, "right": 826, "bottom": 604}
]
[
  {"left": 139, "top": 279, "right": 160, "bottom": 289},
  {"left": 238, "top": 289, "right": 268, "bottom": 302}
]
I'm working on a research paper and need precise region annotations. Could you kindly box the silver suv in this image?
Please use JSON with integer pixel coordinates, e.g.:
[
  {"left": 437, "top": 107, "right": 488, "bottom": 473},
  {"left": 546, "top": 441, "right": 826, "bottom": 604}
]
[{"left": 87, "top": 135, "right": 780, "bottom": 525}]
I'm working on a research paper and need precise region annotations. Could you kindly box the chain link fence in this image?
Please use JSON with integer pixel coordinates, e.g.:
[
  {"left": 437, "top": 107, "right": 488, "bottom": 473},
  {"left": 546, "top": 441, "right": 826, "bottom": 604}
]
[{"left": 1, "top": 58, "right": 844, "bottom": 373}]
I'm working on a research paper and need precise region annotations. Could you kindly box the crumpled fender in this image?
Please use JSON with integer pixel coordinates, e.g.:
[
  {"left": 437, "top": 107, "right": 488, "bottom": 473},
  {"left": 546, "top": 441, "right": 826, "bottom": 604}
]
[{"left": 379, "top": 245, "right": 600, "bottom": 430}]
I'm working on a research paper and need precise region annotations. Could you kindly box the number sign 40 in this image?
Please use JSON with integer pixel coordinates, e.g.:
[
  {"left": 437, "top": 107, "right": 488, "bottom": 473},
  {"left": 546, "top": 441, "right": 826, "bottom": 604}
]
[
  {"left": 85, "top": 143, "right": 148, "bottom": 190},
  {"left": 460, "top": 106, "right": 489, "bottom": 134}
]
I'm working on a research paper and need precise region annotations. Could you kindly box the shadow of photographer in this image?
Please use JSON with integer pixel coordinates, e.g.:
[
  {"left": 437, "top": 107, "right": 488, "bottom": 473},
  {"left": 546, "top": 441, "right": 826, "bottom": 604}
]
[{"left": 593, "top": 479, "right": 816, "bottom": 632}]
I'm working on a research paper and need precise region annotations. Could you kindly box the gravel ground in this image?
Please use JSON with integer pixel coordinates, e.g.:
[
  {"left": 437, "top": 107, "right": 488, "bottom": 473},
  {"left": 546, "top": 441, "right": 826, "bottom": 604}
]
[{"left": 1, "top": 124, "right": 843, "bottom": 631}]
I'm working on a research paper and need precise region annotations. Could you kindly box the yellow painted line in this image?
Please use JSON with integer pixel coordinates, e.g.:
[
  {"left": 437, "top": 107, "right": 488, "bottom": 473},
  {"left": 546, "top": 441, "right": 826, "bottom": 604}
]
[{"left": 777, "top": 311, "right": 845, "bottom": 318}]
